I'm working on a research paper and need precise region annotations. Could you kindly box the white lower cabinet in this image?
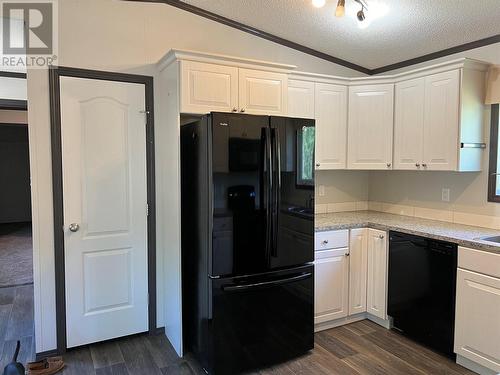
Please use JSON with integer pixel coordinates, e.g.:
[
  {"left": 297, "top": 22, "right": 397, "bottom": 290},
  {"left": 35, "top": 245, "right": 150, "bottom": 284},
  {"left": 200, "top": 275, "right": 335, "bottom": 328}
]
[
  {"left": 349, "top": 229, "right": 368, "bottom": 315},
  {"left": 314, "top": 248, "right": 349, "bottom": 324},
  {"left": 315, "top": 228, "right": 388, "bottom": 329},
  {"left": 366, "top": 229, "right": 388, "bottom": 319},
  {"left": 454, "top": 247, "right": 500, "bottom": 373}
]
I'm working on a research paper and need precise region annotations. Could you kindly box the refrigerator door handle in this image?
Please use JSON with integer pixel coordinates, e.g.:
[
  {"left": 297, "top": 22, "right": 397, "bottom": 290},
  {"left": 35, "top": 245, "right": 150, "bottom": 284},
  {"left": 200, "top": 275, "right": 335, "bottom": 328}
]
[
  {"left": 271, "top": 128, "right": 281, "bottom": 257},
  {"left": 221, "top": 272, "right": 312, "bottom": 292},
  {"left": 263, "top": 127, "right": 273, "bottom": 260}
]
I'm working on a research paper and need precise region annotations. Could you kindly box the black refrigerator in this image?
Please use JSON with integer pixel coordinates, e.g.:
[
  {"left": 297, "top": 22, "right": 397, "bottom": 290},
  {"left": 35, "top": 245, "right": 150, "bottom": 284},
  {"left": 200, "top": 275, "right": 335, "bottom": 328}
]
[{"left": 181, "top": 112, "right": 315, "bottom": 375}]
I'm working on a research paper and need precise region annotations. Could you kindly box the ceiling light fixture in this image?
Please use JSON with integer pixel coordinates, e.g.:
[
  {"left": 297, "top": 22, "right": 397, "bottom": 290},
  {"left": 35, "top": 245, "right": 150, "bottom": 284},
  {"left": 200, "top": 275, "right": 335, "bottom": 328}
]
[
  {"left": 312, "top": 0, "right": 326, "bottom": 8},
  {"left": 335, "top": 0, "right": 345, "bottom": 17}
]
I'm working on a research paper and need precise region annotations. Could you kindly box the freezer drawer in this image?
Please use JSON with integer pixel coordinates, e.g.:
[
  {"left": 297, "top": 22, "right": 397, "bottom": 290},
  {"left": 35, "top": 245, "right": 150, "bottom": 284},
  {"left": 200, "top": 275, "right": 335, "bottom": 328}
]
[{"left": 208, "top": 265, "right": 314, "bottom": 374}]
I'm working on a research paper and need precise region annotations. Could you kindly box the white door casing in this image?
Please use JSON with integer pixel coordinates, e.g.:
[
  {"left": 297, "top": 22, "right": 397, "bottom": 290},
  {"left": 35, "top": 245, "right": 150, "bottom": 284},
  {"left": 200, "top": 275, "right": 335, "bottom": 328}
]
[{"left": 60, "top": 77, "right": 149, "bottom": 348}]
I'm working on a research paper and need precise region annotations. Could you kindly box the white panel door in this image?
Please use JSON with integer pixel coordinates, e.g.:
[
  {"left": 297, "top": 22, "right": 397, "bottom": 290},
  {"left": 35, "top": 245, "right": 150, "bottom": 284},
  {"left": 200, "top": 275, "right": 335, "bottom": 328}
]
[
  {"left": 180, "top": 60, "right": 238, "bottom": 114},
  {"left": 455, "top": 269, "right": 500, "bottom": 372},
  {"left": 423, "top": 70, "right": 460, "bottom": 171},
  {"left": 367, "top": 229, "right": 388, "bottom": 319},
  {"left": 60, "top": 77, "right": 149, "bottom": 348},
  {"left": 238, "top": 68, "right": 287, "bottom": 115},
  {"left": 314, "top": 249, "right": 349, "bottom": 324},
  {"left": 315, "top": 83, "right": 348, "bottom": 170},
  {"left": 349, "top": 229, "right": 368, "bottom": 315},
  {"left": 348, "top": 84, "right": 394, "bottom": 170},
  {"left": 287, "top": 80, "right": 315, "bottom": 119},
  {"left": 394, "top": 78, "right": 425, "bottom": 170}
]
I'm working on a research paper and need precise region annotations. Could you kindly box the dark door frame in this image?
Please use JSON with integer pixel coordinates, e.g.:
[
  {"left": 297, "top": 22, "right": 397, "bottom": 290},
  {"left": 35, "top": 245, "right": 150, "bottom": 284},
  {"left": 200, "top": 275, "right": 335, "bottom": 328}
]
[{"left": 48, "top": 66, "right": 156, "bottom": 354}]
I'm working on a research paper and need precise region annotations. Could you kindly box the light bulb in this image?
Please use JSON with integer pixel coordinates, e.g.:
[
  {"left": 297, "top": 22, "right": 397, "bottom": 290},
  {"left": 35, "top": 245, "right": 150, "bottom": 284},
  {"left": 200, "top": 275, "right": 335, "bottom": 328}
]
[
  {"left": 335, "top": 0, "right": 345, "bottom": 17},
  {"left": 312, "top": 0, "right": 326, "bottom": 7}
]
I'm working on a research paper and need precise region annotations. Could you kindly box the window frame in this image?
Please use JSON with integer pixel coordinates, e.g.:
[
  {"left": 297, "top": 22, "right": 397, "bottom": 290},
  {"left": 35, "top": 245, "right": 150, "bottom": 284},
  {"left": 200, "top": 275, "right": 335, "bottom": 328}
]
[
  {"left": 488, "top": 103, "right": 500, "bottom": 202},
  {"left": 296, "top": 125, "right": 315, "bottom": 189}
]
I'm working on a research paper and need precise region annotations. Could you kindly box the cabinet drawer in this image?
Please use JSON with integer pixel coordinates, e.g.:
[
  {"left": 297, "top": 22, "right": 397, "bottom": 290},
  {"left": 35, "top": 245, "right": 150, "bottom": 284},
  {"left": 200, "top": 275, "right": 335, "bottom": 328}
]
[
  {"left": 458, "top": 246, "right": 500, "bottom": 278},
  {"left": 315, "top": 230, "right": 348, "bottom": 251}
]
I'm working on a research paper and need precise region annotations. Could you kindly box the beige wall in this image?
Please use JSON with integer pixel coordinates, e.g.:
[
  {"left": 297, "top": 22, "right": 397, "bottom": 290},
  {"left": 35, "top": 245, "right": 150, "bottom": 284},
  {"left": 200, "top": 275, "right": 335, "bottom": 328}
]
[
  {"left": 28, "top": 0, "right": 365, "bottom": 354},
  {"left": 0, "top": 110, "right": 28, "bottom": 124}
]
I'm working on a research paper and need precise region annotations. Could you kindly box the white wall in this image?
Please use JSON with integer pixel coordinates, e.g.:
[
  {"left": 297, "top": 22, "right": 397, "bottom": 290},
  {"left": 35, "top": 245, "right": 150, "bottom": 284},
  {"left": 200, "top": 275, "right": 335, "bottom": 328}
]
[{"left": 27, "top": 0, "right": 365, "bottom": 354}]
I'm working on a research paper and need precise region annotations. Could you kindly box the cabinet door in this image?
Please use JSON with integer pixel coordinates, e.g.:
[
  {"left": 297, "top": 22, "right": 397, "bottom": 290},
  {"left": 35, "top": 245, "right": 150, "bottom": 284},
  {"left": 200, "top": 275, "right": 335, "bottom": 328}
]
[
  {"left": 349, "top": 229, "right": 368, "bottom": 315},
  {"left": 315, "top": 83, "right": 348, "bottom": 170},
  {"left": 238, "top": 68, "right": 287, "bottom": 115},
  {"left": 455, "top": 269, "right": 500, "bottom": 372},
  {"left": 348, "top": 85, "right": 394, "bottom": 170},
  {"left": 288, "top": 80, "right": 315, "bottom": 119},
  {"left": 314, "top": 249, "right": 349, "bottom": 324},
  {"left": 180, "top": 60, "right": 238, "bottom": 114},
  {"left": 367, "top": 229, "right": 388, "bottom": 319},
  {"left": 423, "top": 70, "right": 460, "bottom": 171},
  {"left": 394, "top": 78, "right": 425, "bottom": 170}
]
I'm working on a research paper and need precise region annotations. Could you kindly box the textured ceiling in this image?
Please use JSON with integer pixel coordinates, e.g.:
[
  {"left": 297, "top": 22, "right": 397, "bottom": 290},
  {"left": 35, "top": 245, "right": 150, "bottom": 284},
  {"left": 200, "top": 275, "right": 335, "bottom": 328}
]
[{"left": 180, "top": 0, "right": 500, "bottom": 70}]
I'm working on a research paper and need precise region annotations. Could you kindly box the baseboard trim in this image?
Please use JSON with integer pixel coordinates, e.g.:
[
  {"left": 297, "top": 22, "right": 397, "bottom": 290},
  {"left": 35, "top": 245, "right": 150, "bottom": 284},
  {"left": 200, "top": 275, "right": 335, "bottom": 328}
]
[
  {"left": 151, "top": 327, "right": 165, "bottom": 336},
  {"left": 35, "top": 349, "right": 60, "bottom": 361},
  {"left": 456, "top": 355, "right": 498, "bottom": 375},
  {"left": 315, "top": 313, "right": 391, "bottom": 332}
]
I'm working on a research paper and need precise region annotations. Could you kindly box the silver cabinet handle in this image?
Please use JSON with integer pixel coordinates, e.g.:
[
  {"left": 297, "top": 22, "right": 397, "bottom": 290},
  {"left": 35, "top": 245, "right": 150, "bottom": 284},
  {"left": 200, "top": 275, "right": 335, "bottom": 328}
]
[
  {"left": 232, "top": 107, "right": 238, "bottom": 112},
  {"left": 422, "top": 163, "right": 427, "bottom": 168},
  {"left": 378, "top": 234, "right": 385, "bottom": 239},
  {"left": 345, "top": 252, "right": 350, "bottom": 256},
  {"left": 386, "top": 163, "right": 391, "bottom": 168},
  {"left": 316, "top": 163, "right": 320, "bottom": 167},
  {"left": 240, "top": 108, "right": 245, "bottom": 113},
  {"left": 322, "top": 240, "right": 329, "bottom": 244},
  {"left": 415, "top": 163, "right": 420, "bottom": 168},
  {"left": 69, "top": 223, "right": 80, "bottom": 232}
]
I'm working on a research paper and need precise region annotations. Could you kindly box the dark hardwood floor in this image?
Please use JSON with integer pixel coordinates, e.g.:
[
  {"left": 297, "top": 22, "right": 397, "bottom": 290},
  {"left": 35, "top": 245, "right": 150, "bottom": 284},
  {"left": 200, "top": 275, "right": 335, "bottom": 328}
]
[
  {"left": 54, "top": 320, "right": 474, "bottom": 375},
  {"left": 0, "top": 285, "right": 474, "bottom": 375}
]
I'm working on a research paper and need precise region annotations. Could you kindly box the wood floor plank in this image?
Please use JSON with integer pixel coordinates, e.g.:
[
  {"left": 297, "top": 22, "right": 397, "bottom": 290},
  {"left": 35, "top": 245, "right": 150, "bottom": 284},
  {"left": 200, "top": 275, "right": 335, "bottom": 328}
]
[
  {"left": 160, "top": 361, "right": 193, "bottom": 375},
  {"left": 329, "top": 326, "right": 425, "bottom": 375},
  {"left": 362, "top": 329, "right": 475, "bottom": 375},
  {"left": 4, "top": 285, "right": 34, "bottom": 340},
  {"left": 118, "top": 335, "right": 162, "bottom": 375},
  {"left": 90, "top": 341, "right": 125, "bottom": 369},
  {"left": 61, "top": 346, "right": 96, "bottom": 375},
  {"left": 342, "top": 320, "right": 378, "bottom": 336},
  {"left": 297, "top": 344, "right": 361, "bottom": 375},
  {"left": 95, "top": 363, "right": 129, "bottom": 375},
  {"left": 315, "top": 330, "right": 357, "bottom": 359},
  {"left": 143, "top": 333, "right": 183, "bottom": 369},
  {"left": 0, "top": 287, "right": 15, "bottom": 305},
  {"left": 342, "top": 353, "right": 394, "bottom": 375}
]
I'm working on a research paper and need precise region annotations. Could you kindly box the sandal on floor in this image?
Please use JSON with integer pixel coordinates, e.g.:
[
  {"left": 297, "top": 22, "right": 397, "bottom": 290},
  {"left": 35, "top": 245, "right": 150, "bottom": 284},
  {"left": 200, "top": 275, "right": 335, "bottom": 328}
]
[{"left": 26, "top": 358, "right": 65, "bottom": 375}]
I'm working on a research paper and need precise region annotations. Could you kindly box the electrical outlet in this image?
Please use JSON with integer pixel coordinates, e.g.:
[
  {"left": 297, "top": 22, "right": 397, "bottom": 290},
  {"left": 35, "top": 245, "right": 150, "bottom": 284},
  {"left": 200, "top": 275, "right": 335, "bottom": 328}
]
[
  {"left": 318, "top": 185, "right": 325, "bottom": 197},
  {"left": 442, "top": 188, "right": 450, "bottom": 202}
]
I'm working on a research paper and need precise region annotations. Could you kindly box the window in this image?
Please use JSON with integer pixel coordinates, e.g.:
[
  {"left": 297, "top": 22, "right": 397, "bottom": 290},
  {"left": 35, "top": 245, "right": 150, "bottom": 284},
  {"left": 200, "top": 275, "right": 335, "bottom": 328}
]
[
  {"left": 297, "top": 125, "right": 315, "bottom": 188},
  {"left": 488, "top": 104, "right": 500, "bottom": 202}
]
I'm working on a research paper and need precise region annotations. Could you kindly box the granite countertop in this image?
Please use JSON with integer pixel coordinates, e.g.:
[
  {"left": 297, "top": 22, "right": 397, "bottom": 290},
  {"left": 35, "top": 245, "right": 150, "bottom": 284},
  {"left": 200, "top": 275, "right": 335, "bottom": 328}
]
[{"left": 315, "top": 211, "right": 500, "bottom": 254}]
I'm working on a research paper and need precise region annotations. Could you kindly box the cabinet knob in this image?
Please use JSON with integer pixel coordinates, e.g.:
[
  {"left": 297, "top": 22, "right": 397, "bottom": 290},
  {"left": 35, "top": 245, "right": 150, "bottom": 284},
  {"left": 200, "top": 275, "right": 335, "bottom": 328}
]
[
  {"left": 316, "top": 163, "right": 320, "bottom": 167},
  {"left": 232, "top": 107, "right": 238, "bottom": 112},
  {"left": 240, "top": 108, "right": 245, "bottom": 113},
  {"left": 378, "top": 234, "right": 385, "bottom": 239},
  {"left": 415, "top": 163, "right": 420, "bottom": 168},
  {"left": 345, "top": 252, "right": 350, "bottom": 256},
  {"left": 386, "top": 163, "right": 391, "bottom": 168},
  {"left": 322, "top": 240, "right": 329, "bottom": 244},
  {"left": 422, "top": 163, "right": 427, "bottom": 168}
]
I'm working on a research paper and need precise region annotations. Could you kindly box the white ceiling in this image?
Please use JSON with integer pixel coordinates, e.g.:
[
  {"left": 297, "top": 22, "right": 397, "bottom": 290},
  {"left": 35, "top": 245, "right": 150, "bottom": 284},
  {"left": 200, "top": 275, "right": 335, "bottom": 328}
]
[{"left": 180, "top": 0, "right": 500, "bottom": 70}]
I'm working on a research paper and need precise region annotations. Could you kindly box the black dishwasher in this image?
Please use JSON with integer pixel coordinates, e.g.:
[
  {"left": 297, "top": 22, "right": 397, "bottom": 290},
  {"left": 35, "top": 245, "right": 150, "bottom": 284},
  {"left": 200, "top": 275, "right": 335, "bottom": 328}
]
[{"left": 388, "top": 231, "right": 457, "bottom": 357}]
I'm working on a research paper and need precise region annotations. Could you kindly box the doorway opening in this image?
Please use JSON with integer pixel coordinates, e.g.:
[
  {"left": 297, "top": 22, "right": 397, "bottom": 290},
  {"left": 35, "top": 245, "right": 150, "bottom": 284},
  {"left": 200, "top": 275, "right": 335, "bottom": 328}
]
[{"left": 0, "top": 110, "right": 36, "bottom": 367}]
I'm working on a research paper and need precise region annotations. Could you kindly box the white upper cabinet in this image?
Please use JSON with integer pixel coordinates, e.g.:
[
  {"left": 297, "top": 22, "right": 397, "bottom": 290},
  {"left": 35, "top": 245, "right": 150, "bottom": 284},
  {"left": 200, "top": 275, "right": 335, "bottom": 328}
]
[
  {"left": 315, "top": 83, "right": 348, "bottom": 170},
  {"left": 180, "top": 60, "right": 238, "bottom": 114},
  {"left": 394, "top": 78, "right": 425, "bottom": 170},
  {"left": 287, "top": 80, "right": 315, "bottom": 119},
  {"left": 423, "top": 70, "right": 460, "bottom": 171},
  {"left": 238, "top": 68, "right": 287, "bottom": 115},
  {"left": 348, "top": 84, "right": 394, "bottom": 170}
]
